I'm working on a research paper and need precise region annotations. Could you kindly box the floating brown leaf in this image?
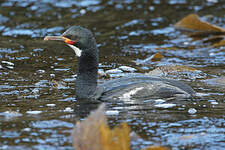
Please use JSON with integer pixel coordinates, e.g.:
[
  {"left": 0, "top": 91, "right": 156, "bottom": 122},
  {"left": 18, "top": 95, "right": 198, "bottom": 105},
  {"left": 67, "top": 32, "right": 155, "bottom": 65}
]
[
  {"left": 174, "top": 13, "right": 225, "bottom": 46},
  {"left": 174, "top": 14, "right": 225, "bottom": 32},
  {"left": 150, "top": 53, "right": 164, "bottom": 62}
]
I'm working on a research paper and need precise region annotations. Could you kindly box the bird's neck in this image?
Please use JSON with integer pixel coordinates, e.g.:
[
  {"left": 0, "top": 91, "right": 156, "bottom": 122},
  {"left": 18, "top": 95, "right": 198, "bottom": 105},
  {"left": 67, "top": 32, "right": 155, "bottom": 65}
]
[{"left": 75, "top": 51, "right": 98, "bottom": 99}]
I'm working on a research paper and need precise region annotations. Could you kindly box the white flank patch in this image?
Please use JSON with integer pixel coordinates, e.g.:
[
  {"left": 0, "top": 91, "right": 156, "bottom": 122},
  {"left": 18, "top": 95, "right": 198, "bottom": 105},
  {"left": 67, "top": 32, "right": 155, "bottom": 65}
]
[
  {"left": 67, "top": 44, "right": 82, "bottom": 57},
  {"left": 121, "top": 87, "right": 144, "bottom": 100}
]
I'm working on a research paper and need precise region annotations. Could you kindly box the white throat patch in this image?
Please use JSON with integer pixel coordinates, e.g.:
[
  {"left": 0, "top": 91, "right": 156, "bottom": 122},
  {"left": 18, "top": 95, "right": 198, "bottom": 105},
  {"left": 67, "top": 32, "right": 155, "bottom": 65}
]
[{"left": 67, "top": 44, "right": 82, "bottom": 57}]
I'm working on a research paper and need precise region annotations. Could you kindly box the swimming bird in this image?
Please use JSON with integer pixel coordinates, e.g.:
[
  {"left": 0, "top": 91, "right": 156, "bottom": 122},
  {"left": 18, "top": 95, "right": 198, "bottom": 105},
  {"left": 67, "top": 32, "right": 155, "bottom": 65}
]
[{"left": 44, "top": 26, "right": 195, "bottom": 101}]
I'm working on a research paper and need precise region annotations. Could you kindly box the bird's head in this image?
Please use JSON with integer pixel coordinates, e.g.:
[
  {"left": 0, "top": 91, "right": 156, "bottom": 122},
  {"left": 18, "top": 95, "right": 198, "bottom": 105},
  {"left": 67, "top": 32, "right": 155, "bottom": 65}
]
[{"left": 44, "top": 26, "right": 97, "bottom": 57}]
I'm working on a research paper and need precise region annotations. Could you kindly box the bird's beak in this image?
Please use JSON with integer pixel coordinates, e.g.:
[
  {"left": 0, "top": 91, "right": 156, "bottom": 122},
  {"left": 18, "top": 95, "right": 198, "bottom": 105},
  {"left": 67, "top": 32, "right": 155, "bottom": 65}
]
[
  {"left": 44, "top": 36, "right": 76, "bottom": 45},
  {"left": 44, "top": 35, "right": 81, "bottom": 57}
]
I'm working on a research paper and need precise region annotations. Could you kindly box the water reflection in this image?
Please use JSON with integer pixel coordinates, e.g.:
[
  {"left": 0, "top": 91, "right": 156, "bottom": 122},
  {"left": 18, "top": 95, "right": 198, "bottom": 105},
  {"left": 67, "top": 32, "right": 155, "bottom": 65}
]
[
  {"left": 0, "top": 0, "right": 224, "bottom": 149},
  {"left": 73, "top": 99, "right": 101, "bottom": 118}
]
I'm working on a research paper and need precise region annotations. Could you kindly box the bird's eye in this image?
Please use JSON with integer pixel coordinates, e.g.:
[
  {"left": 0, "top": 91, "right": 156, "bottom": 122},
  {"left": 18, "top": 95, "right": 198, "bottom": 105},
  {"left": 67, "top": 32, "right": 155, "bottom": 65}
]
[{"left": 64, "top": 35, "right": 72, "bottom": 40}]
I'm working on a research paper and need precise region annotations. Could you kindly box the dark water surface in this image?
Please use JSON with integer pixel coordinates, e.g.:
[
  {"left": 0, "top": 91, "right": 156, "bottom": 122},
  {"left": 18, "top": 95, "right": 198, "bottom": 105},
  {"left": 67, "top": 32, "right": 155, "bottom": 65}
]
[{"left": 0, "top": 0, "right": 224, "bottom": 149}]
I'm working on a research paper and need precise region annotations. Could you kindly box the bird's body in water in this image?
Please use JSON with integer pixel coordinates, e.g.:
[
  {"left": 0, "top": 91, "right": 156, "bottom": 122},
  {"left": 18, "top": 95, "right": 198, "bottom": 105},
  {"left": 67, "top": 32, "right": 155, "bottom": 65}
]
[{"left": 44, "top": 26, "right": 195, "bottom": 101}]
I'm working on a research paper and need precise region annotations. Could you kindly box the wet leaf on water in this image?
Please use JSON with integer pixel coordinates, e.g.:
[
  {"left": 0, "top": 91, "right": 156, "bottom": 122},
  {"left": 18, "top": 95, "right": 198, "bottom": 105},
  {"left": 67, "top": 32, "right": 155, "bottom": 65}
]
[
  {"left": 174, "top": 14, "right": 225, "bottom": 45},
  {"left": 150, "top": 53, "right": 164, "bottom": 62},
  {"left": 174, "top": 14, "right": 225, "bottom": 32}
]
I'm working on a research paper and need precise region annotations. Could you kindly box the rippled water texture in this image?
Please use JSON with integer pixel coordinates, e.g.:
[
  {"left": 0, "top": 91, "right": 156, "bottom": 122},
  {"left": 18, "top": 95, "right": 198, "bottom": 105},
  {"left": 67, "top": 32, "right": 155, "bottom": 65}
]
[{"left": 0, "top": 0, "right": 224, "bottom": 149}]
